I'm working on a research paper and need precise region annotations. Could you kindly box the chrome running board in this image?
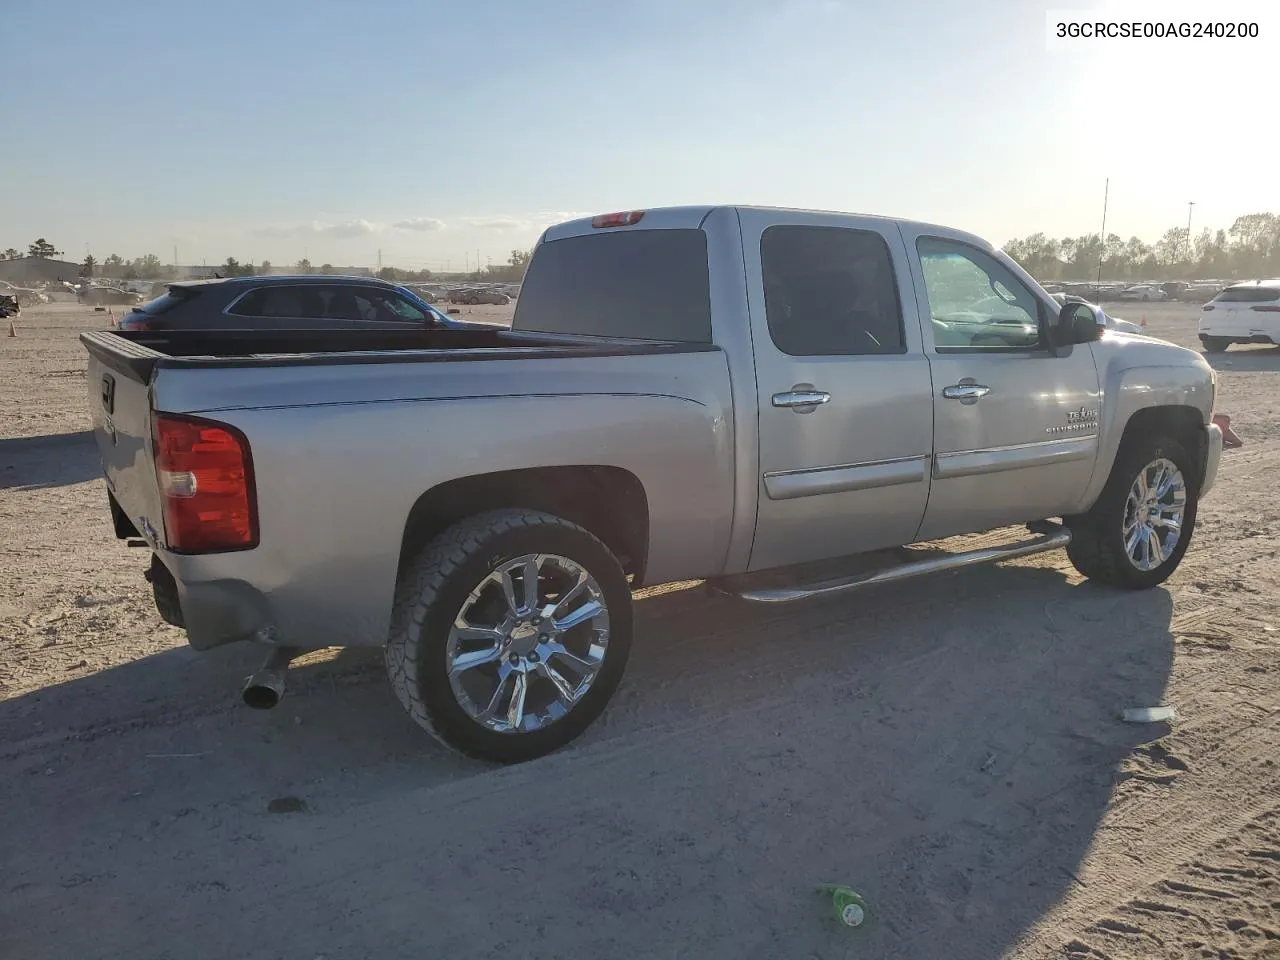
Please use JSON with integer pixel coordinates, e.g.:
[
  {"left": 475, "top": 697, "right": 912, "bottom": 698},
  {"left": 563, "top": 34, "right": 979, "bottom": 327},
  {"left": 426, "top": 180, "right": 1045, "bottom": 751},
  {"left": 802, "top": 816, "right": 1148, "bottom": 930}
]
[{"left": 727, "top": 522, "right": 1072, "bottom": 604}]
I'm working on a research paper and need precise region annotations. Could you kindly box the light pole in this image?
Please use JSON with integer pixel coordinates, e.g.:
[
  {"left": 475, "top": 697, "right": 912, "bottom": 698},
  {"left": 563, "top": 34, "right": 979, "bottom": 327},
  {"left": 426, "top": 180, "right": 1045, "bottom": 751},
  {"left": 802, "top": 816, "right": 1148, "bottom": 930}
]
[{"left": 1186, "top": 202, "right": 1195, "bottom": 262}]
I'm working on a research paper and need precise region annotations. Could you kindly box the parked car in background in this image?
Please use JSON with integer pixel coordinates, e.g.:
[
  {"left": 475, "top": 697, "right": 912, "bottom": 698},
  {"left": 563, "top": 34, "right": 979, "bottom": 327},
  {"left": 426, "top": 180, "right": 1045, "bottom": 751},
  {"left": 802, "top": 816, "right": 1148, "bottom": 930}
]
[
  {"left": 83, "top": 204, "right": 1224, "bottom": 762},
  {"left": 116, "top": 275, "right": 466, "bottom": 332},
  {"left": 0, "top": 280, "right": 43, "bottom": 307},
  {"left": 449, "top": 288, "right": 512, "bottom": 305},
  {"left": 1183, "top": 282, "right": 1225, "bottom": 303},
  {"left": 82, "top": 286, "right": 145, "bottom": 306},
  {"left": 1197, "top": 279, "right": 1280, "bottom": 352},
  {"left": 1119, "top": 284, "right": 1166, "bottom": 302}
]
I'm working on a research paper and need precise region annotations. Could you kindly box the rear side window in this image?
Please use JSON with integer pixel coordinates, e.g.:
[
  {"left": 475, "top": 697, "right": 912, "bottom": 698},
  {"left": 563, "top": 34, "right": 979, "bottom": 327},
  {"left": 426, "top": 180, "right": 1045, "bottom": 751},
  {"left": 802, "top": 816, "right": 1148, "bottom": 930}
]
[
  {"left": 1214, "top": 286, "right": 1280, "bottom": 302},
  {"left": 513, "top": 229, "right": 711, "bottom": 342},
  {"left": 137, "top": 287, "right": 199, "bottom": 316},
  {"left": 761, "top": 225, "right": 905, "bottom": 356},
  {"left": 229, "top": 286, "right": 310, "bottom": 318}
]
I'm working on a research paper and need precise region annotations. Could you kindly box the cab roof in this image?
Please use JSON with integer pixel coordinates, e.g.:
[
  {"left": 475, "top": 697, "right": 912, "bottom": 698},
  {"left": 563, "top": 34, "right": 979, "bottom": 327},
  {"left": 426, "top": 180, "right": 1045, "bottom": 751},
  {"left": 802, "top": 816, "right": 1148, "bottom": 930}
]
[{"left": 539, "top": 205, "right": 991, "bottom": 250}]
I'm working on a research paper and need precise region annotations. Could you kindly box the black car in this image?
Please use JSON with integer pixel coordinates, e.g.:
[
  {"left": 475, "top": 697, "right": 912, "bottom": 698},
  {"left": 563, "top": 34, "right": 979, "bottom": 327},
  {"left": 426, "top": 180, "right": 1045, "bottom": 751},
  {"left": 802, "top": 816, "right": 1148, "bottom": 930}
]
[{"left": 117, "top": 275, "right": 463, "bottom": 332}]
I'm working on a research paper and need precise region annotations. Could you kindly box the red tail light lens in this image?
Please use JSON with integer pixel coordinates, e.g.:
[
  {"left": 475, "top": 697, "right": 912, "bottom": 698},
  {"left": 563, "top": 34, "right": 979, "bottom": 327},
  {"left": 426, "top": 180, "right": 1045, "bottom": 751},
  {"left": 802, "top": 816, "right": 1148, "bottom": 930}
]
[
  {"left": 152, "top": 413, "right": 257, "bottom": 553},
  {"left": 591, "top": 210, "right": 645, "bottom": 228},
  {"left": 1250, "top": 305, "right": 1280, "bottom": 312}
]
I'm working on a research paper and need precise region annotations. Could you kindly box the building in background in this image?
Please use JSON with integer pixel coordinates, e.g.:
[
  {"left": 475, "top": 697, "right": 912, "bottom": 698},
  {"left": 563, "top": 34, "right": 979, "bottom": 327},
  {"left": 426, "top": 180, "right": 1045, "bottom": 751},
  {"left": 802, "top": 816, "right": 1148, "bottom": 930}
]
[{"left": 0, "top": 257, "right": 81, "bottom": 284}]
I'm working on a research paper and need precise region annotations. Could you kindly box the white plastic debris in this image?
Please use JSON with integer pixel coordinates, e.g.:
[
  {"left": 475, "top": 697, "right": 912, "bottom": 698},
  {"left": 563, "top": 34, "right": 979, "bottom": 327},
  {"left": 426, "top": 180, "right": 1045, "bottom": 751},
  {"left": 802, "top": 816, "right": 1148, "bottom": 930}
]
[{"left": 1122, "top": 706, "right": 1178, "bottom": 723}]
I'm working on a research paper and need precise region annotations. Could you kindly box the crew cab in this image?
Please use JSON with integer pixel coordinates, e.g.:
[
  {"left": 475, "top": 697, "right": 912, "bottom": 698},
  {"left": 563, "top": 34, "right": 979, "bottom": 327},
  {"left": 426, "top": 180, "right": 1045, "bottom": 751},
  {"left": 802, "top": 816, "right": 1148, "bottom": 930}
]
[{"left": 83, "top": 206, "right": 1224, "bottom": 763}]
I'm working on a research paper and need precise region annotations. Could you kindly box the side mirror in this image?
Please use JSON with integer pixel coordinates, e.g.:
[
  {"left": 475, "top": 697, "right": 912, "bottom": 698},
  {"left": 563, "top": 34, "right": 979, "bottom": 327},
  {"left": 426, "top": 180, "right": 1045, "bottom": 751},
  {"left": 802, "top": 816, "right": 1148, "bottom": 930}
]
[{"left": 1054, "top": 301, "right": 1106, "bottom": 346}]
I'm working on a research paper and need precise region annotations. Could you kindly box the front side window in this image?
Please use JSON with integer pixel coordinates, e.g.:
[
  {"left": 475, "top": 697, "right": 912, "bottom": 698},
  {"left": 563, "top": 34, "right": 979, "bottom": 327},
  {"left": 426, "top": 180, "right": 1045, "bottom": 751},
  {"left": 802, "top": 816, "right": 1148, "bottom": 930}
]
[
  {"left": 761, "top": 225, "right": 905, "bottom": 356},
  {"left": 917, "top": 238, "right": 1042, "bottom": 350}
]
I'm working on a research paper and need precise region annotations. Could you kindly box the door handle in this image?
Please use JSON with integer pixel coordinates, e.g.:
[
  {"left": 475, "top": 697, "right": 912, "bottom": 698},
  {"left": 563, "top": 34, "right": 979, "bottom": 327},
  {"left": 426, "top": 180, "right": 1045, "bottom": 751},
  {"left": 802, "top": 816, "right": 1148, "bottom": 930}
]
[
  {"left": 942, "top": 383, "right": 991, "bottom": 401},
  {"left": 772, "top": 389, "right": 831, "bottom": 409}
]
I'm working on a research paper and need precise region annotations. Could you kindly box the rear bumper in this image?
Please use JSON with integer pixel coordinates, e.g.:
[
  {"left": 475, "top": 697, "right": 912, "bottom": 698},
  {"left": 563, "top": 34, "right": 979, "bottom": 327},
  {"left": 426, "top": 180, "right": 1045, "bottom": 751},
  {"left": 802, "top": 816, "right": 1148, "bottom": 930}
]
[
  {"left": 174, "top": 574, "right": 276, "bottom": 650},
  {"left": 1199, "top": 331, "right": 1277, "bottom": 345},
  {"left": 1201, "top": 422, "right": 1223, "bottom": 497}
]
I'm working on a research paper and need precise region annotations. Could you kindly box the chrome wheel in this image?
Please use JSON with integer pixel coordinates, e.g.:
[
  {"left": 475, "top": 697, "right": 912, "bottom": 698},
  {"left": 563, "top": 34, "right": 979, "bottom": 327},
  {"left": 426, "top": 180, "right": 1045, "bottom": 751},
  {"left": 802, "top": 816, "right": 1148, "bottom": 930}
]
[
  {"left": 446, "top": 553, "right": 610, "bottom": 734},
  {"left": 1123, "top": 457, "right": 1187, "bottom": 571}
]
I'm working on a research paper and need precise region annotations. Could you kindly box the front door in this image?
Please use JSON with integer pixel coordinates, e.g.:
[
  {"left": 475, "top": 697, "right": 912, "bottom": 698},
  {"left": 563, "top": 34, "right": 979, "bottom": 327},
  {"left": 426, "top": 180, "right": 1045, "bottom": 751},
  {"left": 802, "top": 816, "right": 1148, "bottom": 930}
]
[
  {"left": 900, "top": 230, "right": 1102, "bottom": 541},
  {"left": 739, "top": 210, "right": 935, "bottom": 572}
]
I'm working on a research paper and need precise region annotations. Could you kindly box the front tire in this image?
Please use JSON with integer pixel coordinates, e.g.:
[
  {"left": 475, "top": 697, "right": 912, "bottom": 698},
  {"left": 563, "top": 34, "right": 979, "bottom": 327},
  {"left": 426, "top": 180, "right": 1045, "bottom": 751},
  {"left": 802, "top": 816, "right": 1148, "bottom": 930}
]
[
  {"left": 386, "top": 508, "right": 633, "bottom": 763},
  {"left": 1201, "top": 337, "right": 1231, "bottom": 353},
  {"left": 1066, "top": 434, "right": 1199, "bottom": 589}
]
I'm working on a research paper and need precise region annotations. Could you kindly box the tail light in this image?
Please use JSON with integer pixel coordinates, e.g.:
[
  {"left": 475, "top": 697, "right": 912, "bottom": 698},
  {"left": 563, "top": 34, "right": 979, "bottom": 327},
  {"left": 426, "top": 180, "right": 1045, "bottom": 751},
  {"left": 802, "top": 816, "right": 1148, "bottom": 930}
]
[
  {"left": 1250, "top": 305, "right": 1280, "bottom": 312},
  {"left": 152, "top": 413, "right": 257, "bottom": 553},
  {"left": 591, "top": 210, "right": 645, "bottom": 228}
]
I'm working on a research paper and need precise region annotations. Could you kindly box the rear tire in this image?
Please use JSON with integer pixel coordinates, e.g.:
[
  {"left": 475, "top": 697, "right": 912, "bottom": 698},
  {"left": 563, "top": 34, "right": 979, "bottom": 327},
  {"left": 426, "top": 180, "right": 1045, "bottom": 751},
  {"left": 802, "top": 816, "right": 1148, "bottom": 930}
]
[
  {"left": 1201, "top": 337, "right": 1231, "bottom": 353},
  {"left": 1066, "top": 434, "right": 1199, "bottom": 589},
  {"left": 386, "top": 508, "right": 633, "bottom": 763}
]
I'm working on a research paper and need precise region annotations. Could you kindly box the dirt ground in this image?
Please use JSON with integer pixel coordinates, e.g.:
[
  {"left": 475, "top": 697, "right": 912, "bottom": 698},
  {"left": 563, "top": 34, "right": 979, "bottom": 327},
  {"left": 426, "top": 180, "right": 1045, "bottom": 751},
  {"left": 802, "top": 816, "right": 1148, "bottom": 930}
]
[{"left": 2, "top": 301, "right": 1278, "bottom": 960}]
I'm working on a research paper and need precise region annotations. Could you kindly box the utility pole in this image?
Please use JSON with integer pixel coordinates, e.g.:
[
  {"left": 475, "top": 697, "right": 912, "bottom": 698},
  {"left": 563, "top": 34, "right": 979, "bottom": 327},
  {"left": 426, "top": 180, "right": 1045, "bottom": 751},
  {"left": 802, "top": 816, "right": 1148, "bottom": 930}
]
[
  {"left": 1186, "top": 202, "right": 1195, "bottom": 262},
  {"left": 377, "top": 248, "right": 382, "bottom": 272},
  {"left": 1096, "top": 177, "right": 1109, "bottom": 291},
  {"left": 173, "top": 244, "right": 178, "bottom": 268}
]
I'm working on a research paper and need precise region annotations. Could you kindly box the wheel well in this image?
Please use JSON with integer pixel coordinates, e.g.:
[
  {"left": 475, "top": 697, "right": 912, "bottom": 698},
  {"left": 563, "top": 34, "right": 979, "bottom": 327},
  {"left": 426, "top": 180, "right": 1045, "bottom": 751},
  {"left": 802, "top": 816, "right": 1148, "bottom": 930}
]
[
  {"left": 1119, "top": 405, "right": 1207, "bottom": 487},
  {"left": 398, "top": 466, "right": 650, "bottom": 584}
]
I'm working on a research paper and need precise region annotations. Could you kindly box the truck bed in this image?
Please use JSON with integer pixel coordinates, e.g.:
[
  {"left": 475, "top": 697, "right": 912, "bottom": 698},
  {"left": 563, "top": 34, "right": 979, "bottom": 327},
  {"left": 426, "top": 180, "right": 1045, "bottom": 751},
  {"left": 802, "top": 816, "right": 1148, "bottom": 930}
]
[{"left": 81, "top": 328, "right": 715, "bottom": 384}]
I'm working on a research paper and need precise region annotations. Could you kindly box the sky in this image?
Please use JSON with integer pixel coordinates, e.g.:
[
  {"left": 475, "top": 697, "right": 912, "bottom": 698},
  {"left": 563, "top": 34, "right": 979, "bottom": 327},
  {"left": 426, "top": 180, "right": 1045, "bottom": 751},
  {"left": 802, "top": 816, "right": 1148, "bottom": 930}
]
[{"left": 3, "top": 0, "right": 1277, "bottom": 270}]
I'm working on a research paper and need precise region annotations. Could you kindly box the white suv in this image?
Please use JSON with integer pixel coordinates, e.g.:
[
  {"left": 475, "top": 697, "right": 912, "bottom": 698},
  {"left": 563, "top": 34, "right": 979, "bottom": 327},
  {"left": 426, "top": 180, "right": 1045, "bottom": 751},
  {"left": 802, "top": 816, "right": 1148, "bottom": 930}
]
[{"left": 1198, "top": 280, "right": 1280, "bottom": 353}]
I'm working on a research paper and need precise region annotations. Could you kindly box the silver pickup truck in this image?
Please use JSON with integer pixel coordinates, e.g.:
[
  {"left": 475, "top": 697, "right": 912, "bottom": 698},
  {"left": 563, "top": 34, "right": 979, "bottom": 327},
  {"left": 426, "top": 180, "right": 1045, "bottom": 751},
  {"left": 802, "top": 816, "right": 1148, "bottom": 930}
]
[{"left": 83, "top": 206, "right": 1223, "bottom": 762}]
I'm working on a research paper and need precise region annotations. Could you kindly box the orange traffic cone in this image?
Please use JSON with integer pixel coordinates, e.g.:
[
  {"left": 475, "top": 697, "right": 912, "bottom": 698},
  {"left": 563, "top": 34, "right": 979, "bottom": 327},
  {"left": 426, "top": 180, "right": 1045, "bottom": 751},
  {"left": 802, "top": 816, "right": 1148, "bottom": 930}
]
[
  {"left": 108, "top": 307, "right": 116, "bottom": 327},
  {"left": 1213, "top": 413, "right": 1243, "bottom": 448},
  {"left": 6, "top": 320, "right": 15, "bottom": 337},
  {"left": 1140, "top": 314, "right": 1147, "bottom": 328}
]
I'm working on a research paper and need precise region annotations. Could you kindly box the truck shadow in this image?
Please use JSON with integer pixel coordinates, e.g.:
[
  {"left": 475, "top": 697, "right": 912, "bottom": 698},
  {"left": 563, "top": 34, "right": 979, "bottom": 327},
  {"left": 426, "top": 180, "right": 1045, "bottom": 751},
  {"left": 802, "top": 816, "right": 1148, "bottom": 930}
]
[
  {"left": 0, "top": 430, "right": 100, "bottom": 491},
  {"left": 1204, "top": 345, "right": 1280, "bottom": 372},
  {"left": 0, "top": 560, "right": 1174, "bottom": 960}
]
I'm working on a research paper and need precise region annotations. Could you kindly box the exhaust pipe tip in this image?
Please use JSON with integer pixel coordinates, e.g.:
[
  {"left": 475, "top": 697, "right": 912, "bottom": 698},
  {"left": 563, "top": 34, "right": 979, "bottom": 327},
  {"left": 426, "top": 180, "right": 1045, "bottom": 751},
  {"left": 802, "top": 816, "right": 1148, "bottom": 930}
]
[
  {"left": 240, "top": 646, "right": 301, "bottom": 710},
  {"left": 242, "top": 674, "right": 285, "bottom": 710}
]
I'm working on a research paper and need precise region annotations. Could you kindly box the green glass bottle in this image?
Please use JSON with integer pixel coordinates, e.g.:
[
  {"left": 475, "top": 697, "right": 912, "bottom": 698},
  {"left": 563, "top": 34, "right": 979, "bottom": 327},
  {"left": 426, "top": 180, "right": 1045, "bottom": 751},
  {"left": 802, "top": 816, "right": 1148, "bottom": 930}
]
[{"left": 819, "top": 884, "right": 867, "bottom": 927}]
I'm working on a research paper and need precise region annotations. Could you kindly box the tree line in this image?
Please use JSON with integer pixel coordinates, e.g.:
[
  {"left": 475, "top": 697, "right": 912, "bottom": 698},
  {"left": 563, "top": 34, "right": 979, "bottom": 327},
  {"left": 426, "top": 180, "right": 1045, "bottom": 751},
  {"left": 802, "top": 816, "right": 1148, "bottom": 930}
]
[
  {"left": 1003, "top": 212, "right": 1280, "bottom": 282},
  {"left": 7, "top": 240, "right": 534, "bottom": 284}
]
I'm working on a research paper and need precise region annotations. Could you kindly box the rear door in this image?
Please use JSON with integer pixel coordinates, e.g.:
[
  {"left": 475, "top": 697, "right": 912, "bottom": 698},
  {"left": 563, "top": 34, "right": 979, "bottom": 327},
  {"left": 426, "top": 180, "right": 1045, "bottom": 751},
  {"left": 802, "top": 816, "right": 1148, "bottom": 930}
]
[
  {"left": 739, "top": 210, "right": 935, "bottom": 572},
  {"left": 899, "top": 228, "right": 1101, "bottom": 541}
]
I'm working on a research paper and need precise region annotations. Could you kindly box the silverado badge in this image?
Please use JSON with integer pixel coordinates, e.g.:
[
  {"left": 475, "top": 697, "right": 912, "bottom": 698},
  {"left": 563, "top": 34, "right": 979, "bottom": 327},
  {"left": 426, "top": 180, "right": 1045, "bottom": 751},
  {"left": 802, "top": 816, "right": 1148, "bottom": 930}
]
[{"left": 1048, "top": 406, "right": 1100, "bottom": 434}]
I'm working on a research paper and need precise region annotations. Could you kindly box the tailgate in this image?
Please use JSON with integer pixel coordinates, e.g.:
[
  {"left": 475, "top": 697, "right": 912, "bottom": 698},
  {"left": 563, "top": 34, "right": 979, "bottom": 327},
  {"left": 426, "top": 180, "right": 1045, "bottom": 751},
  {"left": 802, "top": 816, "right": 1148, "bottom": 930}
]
[{"left": 82, "top": 332, "right": 166, "bottom": 547}]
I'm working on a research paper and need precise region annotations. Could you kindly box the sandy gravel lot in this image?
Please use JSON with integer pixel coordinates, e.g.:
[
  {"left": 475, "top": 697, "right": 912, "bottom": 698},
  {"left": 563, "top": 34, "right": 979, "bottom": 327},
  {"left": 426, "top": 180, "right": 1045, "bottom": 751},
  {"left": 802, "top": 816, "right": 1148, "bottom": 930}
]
[{"left": 2, "top": 301, "right": 1278, "bottom": 959}]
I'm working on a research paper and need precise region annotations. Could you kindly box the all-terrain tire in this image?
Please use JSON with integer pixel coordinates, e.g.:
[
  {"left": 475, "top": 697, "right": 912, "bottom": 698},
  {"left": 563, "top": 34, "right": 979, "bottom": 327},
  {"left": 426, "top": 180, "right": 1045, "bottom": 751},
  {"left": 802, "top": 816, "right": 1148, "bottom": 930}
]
[
  {"left": 386, "top": 508, "right": 633, "bottom": 763},
  {"left": 1066, "top": 434, "right": 1199, "bottom": 589}
]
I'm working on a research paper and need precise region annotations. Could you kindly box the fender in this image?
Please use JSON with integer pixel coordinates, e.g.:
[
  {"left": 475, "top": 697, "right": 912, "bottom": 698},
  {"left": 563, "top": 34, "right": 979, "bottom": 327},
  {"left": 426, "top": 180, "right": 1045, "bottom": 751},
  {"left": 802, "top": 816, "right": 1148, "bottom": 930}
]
[{"left": 1079, "top": 337, "right": 1215, "bottom": 510}]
